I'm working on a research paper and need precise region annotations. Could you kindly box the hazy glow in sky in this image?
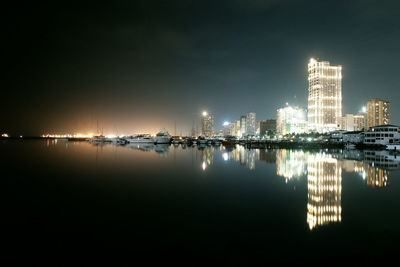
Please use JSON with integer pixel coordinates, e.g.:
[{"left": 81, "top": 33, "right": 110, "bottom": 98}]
[{"left": 2, "top": 1, "right": 400, "bottom": 135}]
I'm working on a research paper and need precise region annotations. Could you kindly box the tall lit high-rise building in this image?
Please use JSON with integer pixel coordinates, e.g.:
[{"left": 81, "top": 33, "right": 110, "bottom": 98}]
[
  {"left": 234, "top": 119, "right": 241, "bottom": 136},
  {"left": 307, "top": 58, "right": 342, "bottom": 133},
  {"left": 201, "top": 111, "right": 214, "bottom": 137},
  {"left": 240, "top": 116, "right": 247, "bottom": 137},
  {"left": 367, "top": 98, "right": 390, "bottom": 128},
  {"left": 246, "top": 112, "right": 256, "bottom": 136},
  {"left": 276, "top": 105, "right": 308, "bottom": 136}
]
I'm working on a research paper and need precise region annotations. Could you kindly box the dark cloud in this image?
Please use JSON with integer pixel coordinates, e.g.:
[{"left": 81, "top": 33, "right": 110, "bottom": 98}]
[{"left": 1, "top": 0, "right": 399, "bottom": 135}]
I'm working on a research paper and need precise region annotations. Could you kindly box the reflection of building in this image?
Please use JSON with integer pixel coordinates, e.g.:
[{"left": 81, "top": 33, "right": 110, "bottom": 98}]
[
  {"left": 276, "top": 150, "right": 308, "bottom": 181},
  {"left": 259, "top": 119, "right": 276, "bottom": 137},
  {"left": 307, "top": 153, "right": 342, "bottom": 230},
  {"left": 367, "top": 98, "right": 390, "bottom": 128},
  {"left": 276, "top": 105, "right": 308, "bottom": 135},
  {"left": 366, "top": 166, "right": 388, "bottom": 188},
  {"left": 200, "top": 146, "right": 214, "bottom": 170},
  {"left": 230, "top": 145, "right": 258, "bottom": 170},
  {"left": 308, "top": 58, "right": 342, "bottom": 133},
  {"left": 259, "top": 149, "right": 276, "bottom": 163},
  {"left": 201, "top": 112, "right": 215, "bottom": 137},
  {"left": 246, "top": 112, "right": 256, "bottom": 136},
  {"left": 362, "top": 150, "right": 400, "bottom": 187}
]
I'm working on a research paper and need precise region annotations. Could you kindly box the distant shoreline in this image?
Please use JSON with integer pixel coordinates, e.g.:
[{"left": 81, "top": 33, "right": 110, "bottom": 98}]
[{"left": 1, "top": 136, "right": 391, "bottom": 151}]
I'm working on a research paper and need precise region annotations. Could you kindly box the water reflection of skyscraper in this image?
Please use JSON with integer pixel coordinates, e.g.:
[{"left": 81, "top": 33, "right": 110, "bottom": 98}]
[
  {"left": 228, "top": 145, "right": 258, "bottom": 170},
  {"left": 200, "top": 145, "right": 214, "bottom": 171},
  {"left": 307, "top": 153, "right": 342, "bottom": 230},
  {"left": 276, "top": 150, "right": 308, "bottom": 181},
  {"left": 225, "top": 147, "right": 399, "bottom": 230}
]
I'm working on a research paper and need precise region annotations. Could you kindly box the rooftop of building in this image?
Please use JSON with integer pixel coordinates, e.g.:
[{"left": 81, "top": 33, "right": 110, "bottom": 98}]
[
  {"left": 343, "top": 131, "right": 364, "bottom": 135},
  {"left": 368, "top": 98, "right": 390, "bottom": 103},
  {"left": 371, "top": 124, "right": 398, "bottom": 128}
]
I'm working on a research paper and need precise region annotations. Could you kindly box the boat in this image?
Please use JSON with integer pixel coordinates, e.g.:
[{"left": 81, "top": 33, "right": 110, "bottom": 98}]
[
  {"left": 123, "top": 134, "right": 154, "bottom": 143},
  {"left": 171, "top": 139, "right": 180, "bottom": 144},
  {"left": 154, "top": 129, "right": 171, "bottom": 144},
  {"left": 197, "top": 136, "right": 207, "bottom": 144},
  {"left": 114, "top": 138, "right": 129, "bottom": 145},
  {"left": 90, "top": 135, "right": 112, "bottom": 143}
]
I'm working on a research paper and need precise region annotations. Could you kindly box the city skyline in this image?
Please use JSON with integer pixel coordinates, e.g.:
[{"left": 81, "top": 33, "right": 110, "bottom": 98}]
[{"left": 2, "top": 1, "right": 400, "bottom": 136}]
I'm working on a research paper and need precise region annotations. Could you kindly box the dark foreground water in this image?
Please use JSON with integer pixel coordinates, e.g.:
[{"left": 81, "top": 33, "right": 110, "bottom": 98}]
[{"left": 2, "top": 139, "right": 400, "bottom": 264}]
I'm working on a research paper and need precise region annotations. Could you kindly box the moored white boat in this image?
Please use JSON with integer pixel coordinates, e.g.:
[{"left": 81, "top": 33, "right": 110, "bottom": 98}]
[
  {"left": 124, "top": 134, "right": 154, "bottom": 143},
  {"left": 154, "top": 129, "right": 171, "bottom": 144},
  {"left": 197, "top": 136, "right": 207, "bottom": 144}
]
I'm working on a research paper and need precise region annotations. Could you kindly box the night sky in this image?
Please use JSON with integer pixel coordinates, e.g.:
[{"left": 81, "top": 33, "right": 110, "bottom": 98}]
[{"left": 2, "top": 0, "right": 400, "bottom": 136}]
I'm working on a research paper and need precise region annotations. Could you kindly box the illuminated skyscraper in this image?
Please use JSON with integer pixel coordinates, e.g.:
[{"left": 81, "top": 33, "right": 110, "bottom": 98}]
[
  {"left": 240, "top": 116, "right": 246, "bottom": 137},
  {"left": 276, "top": 105, "right": 307, "bottom": 136},
  {"left": 307, "top": 153, "right": 342, "bottom": 230},
  {"left": 201, "top": 112, "right": 214, "bottom": 137},
  {"left": 235, "top": 120, "right": 241, "bottom": 136},
  {"left": 246, "top": 112, "right": 256, "bottom": 136},
  {"left": 308, "top": 58, "right": 342, "bottom": 133},
  {"left": 259, "top": 119, "right": 276, "bottom": 137},
  {"left": 367, "top": 98, "right": 390, "bottom": 128}
]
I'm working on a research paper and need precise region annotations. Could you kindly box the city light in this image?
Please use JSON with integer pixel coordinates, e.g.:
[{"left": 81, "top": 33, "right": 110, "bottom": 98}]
[
  {"left": 308, "top": 59, "right": 342, "bottom": 133},
  {"left": 223, "top": 121, "right": 230, "bottom": 126},
  {"left": 202, "top": 111, "right": 208, "bottom": 116},
  {"left": 41, "top": 133, "right": 96, "bottom": 138},
  {"left": 361, "top": 106, "right": 367, "bottom": 113},
  {"left": 1, "top": 133, "right": 9, "bottom": 138}
]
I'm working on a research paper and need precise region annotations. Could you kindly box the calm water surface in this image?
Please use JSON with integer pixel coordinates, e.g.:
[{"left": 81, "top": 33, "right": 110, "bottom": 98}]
[{"left": 3, "top": 140, "right": 400, "bottom": 264}]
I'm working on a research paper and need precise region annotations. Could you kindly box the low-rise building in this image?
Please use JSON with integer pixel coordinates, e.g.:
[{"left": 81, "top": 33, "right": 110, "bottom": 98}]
[
  {"left": 340, "top": 114, "right": 366, "bottom": 131},
  {"left": 259, "top": 119, "right": 276, "bottom": 137},
  {"left": 363, "top": 125, "right": 400, "bottom": 145},
  {"left": 330, "top": 130, "right": 346, "bottom": 143},
  {"left": 342, "top": 131, "right": 364, "bottom": 144}
]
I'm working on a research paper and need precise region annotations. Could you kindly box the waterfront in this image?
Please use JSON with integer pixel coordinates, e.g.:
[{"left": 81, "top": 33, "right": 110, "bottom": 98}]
[{"left": 3, "top": 139, "right": 400, "bottom": 264}]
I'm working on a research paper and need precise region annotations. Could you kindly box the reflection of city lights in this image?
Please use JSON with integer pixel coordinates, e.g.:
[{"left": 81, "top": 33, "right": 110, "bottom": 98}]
[
  {"left": 202, "top": 161, "right": 206, "bottom": 171},
  {"left": 223, "top": 152, "right": 229, "bottom": 161},
  {"left": 307, "top": 153, "right": 342, "bottom": 230},
  {"left": 276, "top": 150, "right": 308, "bottom": 180}
]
